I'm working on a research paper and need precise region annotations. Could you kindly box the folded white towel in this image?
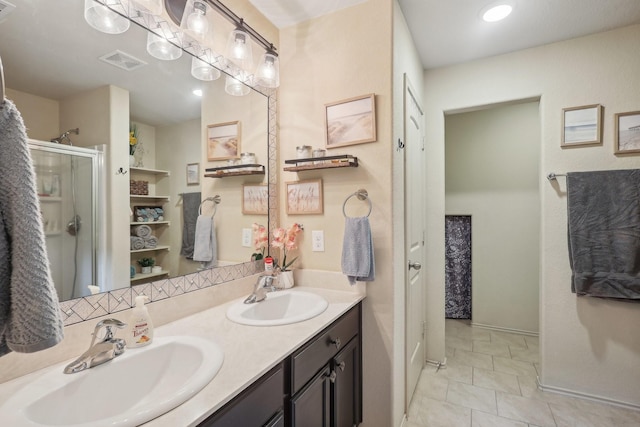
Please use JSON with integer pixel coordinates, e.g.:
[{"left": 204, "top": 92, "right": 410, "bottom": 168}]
[
  {"left": 341, "top": 216, "right": 375, "bottom": 285},
  {"left": 193, "top": 215, "right": 217, "bottom": 267}
]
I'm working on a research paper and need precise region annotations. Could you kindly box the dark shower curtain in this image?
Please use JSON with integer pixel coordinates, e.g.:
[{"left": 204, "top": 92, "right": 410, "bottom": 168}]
[{"left": 445, "top": 216, "right": 472, "bottom": 319}]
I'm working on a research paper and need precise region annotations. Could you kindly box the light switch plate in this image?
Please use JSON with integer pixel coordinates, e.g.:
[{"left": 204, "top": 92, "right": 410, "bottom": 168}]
[
  {"left": 312, "top": 230, "right": 325, "bottom": 252},
  {"left": 242, "top": 228, "right": 252, "bottom": 247}
]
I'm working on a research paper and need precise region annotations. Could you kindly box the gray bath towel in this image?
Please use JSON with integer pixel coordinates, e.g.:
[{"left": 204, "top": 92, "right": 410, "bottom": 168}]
[
  {"left": 132, "top": 224, "right": 152, "bottom": 238},
  {"left": 0, "top": 100, "right": 64, "bottom": 356},
  {"left": 180, "top": 192, "right": 201, "bottom": 259},
  {"left": 193, "top": 215, "right": 217, "bottom": 268},
  {"left": 567, "top": 169, "right": 640, "bottom": 300},
  {"left": 144, "top": 235, "right": 158, "bottom": 249},
  {"left": 341, "top": 216, "right": 375, "bottom": 285},
  {"left": 130, "top": 236, "right": 145, "bottom": 250}
]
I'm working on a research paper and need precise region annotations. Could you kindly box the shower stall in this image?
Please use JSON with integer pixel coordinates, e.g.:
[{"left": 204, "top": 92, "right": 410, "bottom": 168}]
[{"left": 29, "top": 139, "right": 103, "bottom": 301}]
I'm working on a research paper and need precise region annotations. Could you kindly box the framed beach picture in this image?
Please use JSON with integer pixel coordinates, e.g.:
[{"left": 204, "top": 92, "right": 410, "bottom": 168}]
[
  {"left": 561, "top": 104, "right": 603, "bottom": 147},
  {"left": 614, "top": 111, "right": 640, "bottom": 154},
  {"left": 242, "top": 184, "right": 268, "bottom": 215},
  {"left": 186, "top": 163, "right": 199, "bottom": 185},
  {"left": 207, "top": 121, "right": 241, "bottom": 160},
  {"left": 325, "top": 94, "right": 376, "bottom": 149},
  {"left": 286, "top": 179, "right": 323, "bottom": 215}
]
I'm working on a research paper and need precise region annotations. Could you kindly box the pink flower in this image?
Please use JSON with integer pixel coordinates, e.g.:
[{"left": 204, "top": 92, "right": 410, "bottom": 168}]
[
  {"left": 271, "top": 223, "right": 303, "bottom": 271},
  {"left": 252, "top": 223, "right": 268, "bottom": 251}
]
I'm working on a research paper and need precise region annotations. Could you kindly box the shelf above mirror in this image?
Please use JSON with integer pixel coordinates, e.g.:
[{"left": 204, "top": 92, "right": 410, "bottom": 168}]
[{"left": 283, "top": 154, "right": 358, "bottom": 171}]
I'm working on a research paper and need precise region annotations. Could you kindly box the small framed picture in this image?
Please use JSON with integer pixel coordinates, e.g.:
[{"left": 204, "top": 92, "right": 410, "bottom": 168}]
[
  {"left": 325, "top": 94, "right": 376, "bottom": 149},
  {"left": 561, "top": 104, "right": 603, "bottom": 148},
  {"left": 207, "top": 121, "right": 241, "bottom": 160},
  {"left": 614, "top": 111, "right": 640, "bottom": 154},
  {"left": 186, "top": 163, "right": 199, "bottom": 185},
  {"left": 242, "top": 184, "right": 268, "bottom": 215},
  {"left": 286, "top": 179, "right": 323, "bottom": 215}
]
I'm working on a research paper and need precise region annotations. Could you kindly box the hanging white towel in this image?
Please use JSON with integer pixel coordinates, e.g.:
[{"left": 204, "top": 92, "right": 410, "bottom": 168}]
[
  {"left": 341, "top": 216, "right": 375, "bottom": 285},
  {"left": 0, "top": 100, "right": 64, "bottom": 356},
  {"left": 193, "top": 215, "right": 217, "bottom": 267}
]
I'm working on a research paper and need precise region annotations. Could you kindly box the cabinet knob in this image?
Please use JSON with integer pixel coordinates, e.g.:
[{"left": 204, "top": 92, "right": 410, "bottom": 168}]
[
  {"left": 337, "top": 361, "right": 346, "bottom": 372},
  {"left": 324, "top": 370, "right": 337, "bottom": 383},
  {"left": 408, "top": 261, "right": 422, "bottom": 271},
  {"left": 329, "top": 337, "right": 341, "bottom": 350}
]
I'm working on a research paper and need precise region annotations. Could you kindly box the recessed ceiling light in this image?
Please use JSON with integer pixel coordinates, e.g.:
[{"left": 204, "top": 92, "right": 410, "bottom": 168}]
[
  {"left": 481, "top": 3, "right": 513, "bottom": 22},
  {"left": 193, "top": 89, "right": 203, "bottom": 97}
]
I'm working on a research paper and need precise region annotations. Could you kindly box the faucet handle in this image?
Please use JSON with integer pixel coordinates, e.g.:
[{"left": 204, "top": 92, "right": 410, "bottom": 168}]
[{"left": 92, "top": 318, "right": 126, "bottom": 343}]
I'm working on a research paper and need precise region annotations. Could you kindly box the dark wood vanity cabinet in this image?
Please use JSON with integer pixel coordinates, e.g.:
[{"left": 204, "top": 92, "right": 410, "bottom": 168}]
[
  {"left": 290, "top": 304, "right": 362, "bottom": 427},
  {"left": 198, "top": 303, "right": 362, "bottom": 427}
]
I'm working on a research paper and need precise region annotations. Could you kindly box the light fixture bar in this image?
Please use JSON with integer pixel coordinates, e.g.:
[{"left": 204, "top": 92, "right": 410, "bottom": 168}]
[{"left": 205, "top": 0, "right": 277, "bottom": 56}]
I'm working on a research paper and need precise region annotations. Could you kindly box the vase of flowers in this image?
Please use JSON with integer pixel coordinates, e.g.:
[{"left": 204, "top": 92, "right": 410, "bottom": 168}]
[
  {"left": 251, "top": 223, "right": 268, "bottom": 261},
  {"left": 271, "top": 223, "right": 303, "bottom": 288},
  {"left": 129, "top": 123, "right": 142, "bottom": 167}
]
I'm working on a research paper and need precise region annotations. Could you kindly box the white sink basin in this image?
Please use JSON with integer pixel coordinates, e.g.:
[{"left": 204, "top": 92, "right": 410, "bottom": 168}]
[
  {"left": 226, "top": 289, "right": 329, "bottom": 326},
  {"left": 0, "top": 336, "right": 223, "bottom": 427}
]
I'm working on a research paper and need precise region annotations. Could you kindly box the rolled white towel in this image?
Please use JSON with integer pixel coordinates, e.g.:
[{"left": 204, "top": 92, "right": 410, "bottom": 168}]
[{"left": 144, "top": 235, "right": 158, "bottom": 249}]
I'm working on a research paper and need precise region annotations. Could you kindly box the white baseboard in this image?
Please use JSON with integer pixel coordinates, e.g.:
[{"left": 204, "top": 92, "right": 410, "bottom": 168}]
[
  {"left": 471, "top": 322, "right": 539, "bottom": 337},
  {"left": 537, "top": 377, "right": 640, "bottom": 411}
]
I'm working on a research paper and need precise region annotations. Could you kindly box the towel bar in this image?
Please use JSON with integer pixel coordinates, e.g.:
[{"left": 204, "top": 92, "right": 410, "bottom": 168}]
[
  {"left": 343, "top": 189, "right": 372, "bottom": 217},
  {"left": 199, "top": 195, "right": 221, "bottom": 216},
  {"left": 547, "top": 172, "right": 566, "bottom": 181}
]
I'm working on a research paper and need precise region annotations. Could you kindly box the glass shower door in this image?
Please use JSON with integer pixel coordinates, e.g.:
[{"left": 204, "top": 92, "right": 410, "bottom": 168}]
[{"left": 29, "top": 140, "right": 102, "bottom": 301}]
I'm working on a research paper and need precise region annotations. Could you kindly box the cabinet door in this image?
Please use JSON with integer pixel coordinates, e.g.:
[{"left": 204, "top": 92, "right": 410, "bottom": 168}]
[
  {"left": 265, "top": 410, "right": 285, "bottom": 427},
  {"left": 291, "top": 365, "right": 332, "bottom": 427},
  {"left": 199, "top": 363, "right": 284, "bottom": 427},
  {"left": 332, "top": 338, "right": 361, "bottom": 427}
]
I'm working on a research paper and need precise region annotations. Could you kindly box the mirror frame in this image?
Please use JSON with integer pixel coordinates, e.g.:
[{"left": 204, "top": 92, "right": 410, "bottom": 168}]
[{"left": 55, "top": 1, "right": 280, "bottom": 326}]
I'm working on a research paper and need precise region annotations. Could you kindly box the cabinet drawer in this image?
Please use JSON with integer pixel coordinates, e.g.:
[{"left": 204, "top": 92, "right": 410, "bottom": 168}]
[{"left": 291, "top": 304, "right": 360, "bottom": 394}]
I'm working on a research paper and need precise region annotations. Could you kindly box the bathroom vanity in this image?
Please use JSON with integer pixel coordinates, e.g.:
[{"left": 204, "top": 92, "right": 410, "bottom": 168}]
[{"left": 200, "top": 303, "right": 362, "bottom": 426}]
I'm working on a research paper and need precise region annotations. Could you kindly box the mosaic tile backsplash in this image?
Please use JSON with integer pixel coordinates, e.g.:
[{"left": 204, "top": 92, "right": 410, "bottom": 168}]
[{"left": 58, "top": 260, "right": 264, "bottom": 326}]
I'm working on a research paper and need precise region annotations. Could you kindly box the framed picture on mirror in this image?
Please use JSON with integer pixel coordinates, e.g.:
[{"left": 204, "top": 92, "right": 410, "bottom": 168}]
[
  {"left": 207, "top": 121, "right": 241, "bottom": 160},
  {"left": 325, "top": 94, "right": 376, "bottom": 149},
  {"left": 242, "top": 184, "right": 268, "bottom": 215},
  {"left": 561, "top": 104, "right": 603, "bottom": 148},
  {"left": 186, "top": 163, "right": 199, "bottom": 185}
]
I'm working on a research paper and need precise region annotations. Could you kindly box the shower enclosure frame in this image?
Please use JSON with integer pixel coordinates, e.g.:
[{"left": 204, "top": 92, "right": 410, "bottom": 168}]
[{"left": 28, "top": 139, "right": 103, "bottom": 299}]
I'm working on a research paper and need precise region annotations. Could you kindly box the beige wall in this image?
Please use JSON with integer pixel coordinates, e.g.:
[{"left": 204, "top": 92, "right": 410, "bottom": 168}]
[
  {"left": 445, "top": 101, "right": 540, "bottom": 333},
  {"left": 279, "top": 0, "right": 394, "bottom": 424},
  {"left": 6, "top": 88, "right": 59, "bottom": 141},
  {"left": 425, "top": 24, "right": 640, "bottom": 406}
]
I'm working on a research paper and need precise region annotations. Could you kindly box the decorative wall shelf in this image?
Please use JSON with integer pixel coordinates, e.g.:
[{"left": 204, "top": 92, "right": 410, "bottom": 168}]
[
  {"left": 130, "top": 195, "right": 170, "bottom": 201},
  {"left": 204, "top": 163, "right": 265, "bottom": 178},
  {"left": 283, "top": 155, "right": 358, "bottom": 171},
  {"left": 130, "top": 167, "right": 170, "bottom": 177},
  {"left": 130, "top": 221, "right": 170, "bottom": 226},
  {"left": 130, "top": 245, "right": 170, "bottom": 254},
  {"left": 130, "top": 270, "right": 170, "bottom": 282}
]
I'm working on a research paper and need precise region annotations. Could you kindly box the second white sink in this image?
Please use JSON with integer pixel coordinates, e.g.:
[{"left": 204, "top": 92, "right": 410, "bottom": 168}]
[{"left": 226, "top": 290, "right": 329, "bottom": 326}]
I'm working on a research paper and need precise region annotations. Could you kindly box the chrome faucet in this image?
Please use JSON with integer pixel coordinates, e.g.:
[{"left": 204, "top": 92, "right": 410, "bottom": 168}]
[
  {"left": 64, "top": 318, "right": 127, "bottom": 374},
  {"left": 244, "top": 274, "right": 279, "bottom": 304}
]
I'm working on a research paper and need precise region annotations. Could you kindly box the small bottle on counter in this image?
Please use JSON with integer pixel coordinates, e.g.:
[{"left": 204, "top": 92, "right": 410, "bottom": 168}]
[
  {"left": 264, "top": 256, "right": 274, "bottom": 274},
  {"left": 126, "top": 295, "right": 153, "bottom": 348}
]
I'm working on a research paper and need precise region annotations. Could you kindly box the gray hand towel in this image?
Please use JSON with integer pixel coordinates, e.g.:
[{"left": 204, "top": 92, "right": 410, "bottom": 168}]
[
  {"left": 193, "top": 215, "right": 217, "bottom": 268},
  {"left": 567, "top": 169, "right": 640, "bottom": 300},
  {"left": 0, "top": 100, "right": 64, "bottom": 356},
  {"left": 180, "top": 192, "right": 201, "bottom": 259},
  {"left": 341, "top": 216, "right": 375, "bottom": 285},
  {"left": 132, "top": 224, "right": 152, "bottom": 238},
  {"left": 144, "top": 235, "right": 158, "bottom": 249},
  {"left": 130, "top": 236, "right": 145, "bottom": 250}
]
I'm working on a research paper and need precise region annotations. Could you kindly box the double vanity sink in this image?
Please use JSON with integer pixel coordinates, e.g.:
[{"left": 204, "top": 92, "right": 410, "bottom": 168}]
[{"left": 0, "top": 287, "right": 355, "bottom": 427}]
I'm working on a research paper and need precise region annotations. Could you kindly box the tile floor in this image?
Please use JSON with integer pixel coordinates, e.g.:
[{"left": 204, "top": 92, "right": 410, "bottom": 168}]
[{"left": 406, "top": 319, "right": 640, "bottom": 427}]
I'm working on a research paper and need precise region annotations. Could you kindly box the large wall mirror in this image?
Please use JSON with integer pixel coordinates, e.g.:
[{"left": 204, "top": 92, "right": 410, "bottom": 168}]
[{"left": 0, "top": 0, "right": 277, "bottom": 322}]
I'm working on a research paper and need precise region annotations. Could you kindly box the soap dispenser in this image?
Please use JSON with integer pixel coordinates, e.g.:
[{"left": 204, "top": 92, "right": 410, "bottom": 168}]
[{"left": 126, "top": 295, "right": 153, "bottom": 348}]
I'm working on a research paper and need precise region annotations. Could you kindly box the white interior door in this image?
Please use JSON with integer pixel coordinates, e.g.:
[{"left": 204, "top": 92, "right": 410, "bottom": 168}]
[{"left": 405, "top": 74, "right": 425, "bottom": 407}]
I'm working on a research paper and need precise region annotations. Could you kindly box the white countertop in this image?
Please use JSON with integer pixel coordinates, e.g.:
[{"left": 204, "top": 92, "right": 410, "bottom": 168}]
[{"left": 0, "top": 285, "right": 364, "bottom": 426}]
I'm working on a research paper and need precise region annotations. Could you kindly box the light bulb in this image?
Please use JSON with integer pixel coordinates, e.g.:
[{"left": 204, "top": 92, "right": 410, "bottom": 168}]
[
  {"left": 147, "top": 32, "right": 182, "bottom": 61},
  {"left": 255, "top": 52, "right": 279, "bottom": 88},
  {"left": 191, "top": 56, "right": 221, "bottom": 81},
  {"left": 225, "top": 74, "right": 250, "bottom": 97},
  {"left": 226, "top": 28, "right": 253, "bottom": 70},
  {"left": 186, "top": 2, "right": 208, "bottom": 36},
  {"left": 482, "top": 4, "right": 513, "bottom": 22}
]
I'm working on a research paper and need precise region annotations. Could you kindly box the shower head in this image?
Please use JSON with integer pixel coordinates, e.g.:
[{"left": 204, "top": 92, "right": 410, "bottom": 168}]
[{"left": 51, "top": 128, "right": 80, "bottom": 145}]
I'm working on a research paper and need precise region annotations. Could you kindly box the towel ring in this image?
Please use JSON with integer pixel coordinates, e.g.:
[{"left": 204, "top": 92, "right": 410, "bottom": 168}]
[
  {"left": 343, "top": 189, "right": 372, "bottom": 218},
  {"left": 199, "top": 195, "right": 221, "bottom": 216}
]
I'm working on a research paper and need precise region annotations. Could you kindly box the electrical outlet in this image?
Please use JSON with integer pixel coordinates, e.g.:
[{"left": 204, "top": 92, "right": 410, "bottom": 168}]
[
  {"left": 312, "top": 230, "right": 325, "bottom": 252},
  {"left": 242, "top": 228, "right": 252, "bottom": 247}
]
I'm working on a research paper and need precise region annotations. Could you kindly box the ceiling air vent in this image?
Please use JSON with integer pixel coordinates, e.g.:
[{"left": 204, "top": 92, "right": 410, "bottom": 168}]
[
  {"left": 0, "top": 0, "right": 16, "bottom": 22},
  {"left": 99, "top": 50, "right": 147, "bottom": 72}
]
